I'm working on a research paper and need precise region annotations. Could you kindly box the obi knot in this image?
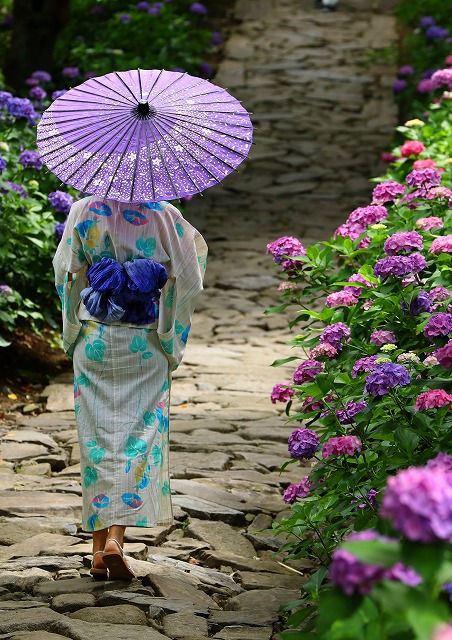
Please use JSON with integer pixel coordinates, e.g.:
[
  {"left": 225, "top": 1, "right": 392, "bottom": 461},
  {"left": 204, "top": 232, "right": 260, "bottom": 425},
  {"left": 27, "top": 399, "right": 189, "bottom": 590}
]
[{"left": 81, "top": 257, "right": 168, "bottom": 325}]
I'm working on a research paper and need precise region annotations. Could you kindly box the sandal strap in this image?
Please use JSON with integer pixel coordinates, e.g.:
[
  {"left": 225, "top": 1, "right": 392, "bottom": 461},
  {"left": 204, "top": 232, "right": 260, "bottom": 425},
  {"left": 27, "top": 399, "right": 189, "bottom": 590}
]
[
  {"left": 105, "top": 537, "right": 124, "bottom": 556},
  {"left": 91, "top": 550, "right": 105, "bottom": 567}
]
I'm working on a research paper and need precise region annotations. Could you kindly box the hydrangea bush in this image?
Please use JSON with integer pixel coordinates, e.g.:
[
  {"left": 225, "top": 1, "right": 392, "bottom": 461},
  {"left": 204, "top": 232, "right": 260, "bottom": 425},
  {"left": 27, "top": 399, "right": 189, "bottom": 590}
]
[{"left": 264, "top": 80, "right": 452, "bottom": 633}]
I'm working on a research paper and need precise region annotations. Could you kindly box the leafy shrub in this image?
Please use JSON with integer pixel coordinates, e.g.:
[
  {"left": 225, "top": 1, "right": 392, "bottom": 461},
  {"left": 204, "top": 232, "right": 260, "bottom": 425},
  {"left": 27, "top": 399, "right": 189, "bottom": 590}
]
[{"left": 266, "top": 86, "right": 452, "bottom": 635}]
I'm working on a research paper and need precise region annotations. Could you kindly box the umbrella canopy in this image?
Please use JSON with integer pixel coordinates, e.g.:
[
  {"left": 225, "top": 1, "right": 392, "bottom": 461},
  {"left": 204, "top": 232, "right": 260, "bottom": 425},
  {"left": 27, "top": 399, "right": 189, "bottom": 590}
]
[{"left": 36, "top": 69, "right": 253, "bottom": 202}]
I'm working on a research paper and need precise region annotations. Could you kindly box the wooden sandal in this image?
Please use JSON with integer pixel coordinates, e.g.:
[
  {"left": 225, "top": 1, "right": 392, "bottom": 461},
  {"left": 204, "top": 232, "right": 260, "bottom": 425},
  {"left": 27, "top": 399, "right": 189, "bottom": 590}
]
[
  {"left": 102, "top": 537, "right": 136, "bottom": 581},
  {"left": 89, "top": 550, "right": 108, "bottom": 580}
]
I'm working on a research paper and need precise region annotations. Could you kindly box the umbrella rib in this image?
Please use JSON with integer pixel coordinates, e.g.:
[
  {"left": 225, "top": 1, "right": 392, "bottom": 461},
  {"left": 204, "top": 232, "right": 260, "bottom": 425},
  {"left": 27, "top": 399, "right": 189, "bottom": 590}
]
[
  {"left": 92, "top": 75, "right": 137, "bottom": 106},
  {"left": 155, "top": 109, "right": 253, "bottom": 130},
  {"left": 55, "top": 97, "right": 127, "bottom": 109},
  {"left": 70, "top": 86, "right": 133, "bottom": 108},
  {"left": 149, "top": 119, "right": 205, "bottom": 193},
  {"left": 148, "top": 119, "right": 185, "bottom": 199},
  {"left": 151, "top": 77, "right": 207, "bottom": 103},
  {"left": 104, "top": 118, "right": 140, "bottom": 199},
  {"left": 113, "top": 71, "right": 140, "bottom": 104},
  {"left": 137, "top": 68, "right": 143, "bottom": 101},
  {"left": 129, "top": 119, "right": 143, "bottom": 201},
  {"left": 39, "top": 110, "right": 133, "bottom": 161},
  {"left": 160, "top": 91, "right": 228, "bottom": 109},
  {"left": 156, "top": 111, "right": 252, "bottom": 143},
  {"left": 156, "top": 112, "right": 250, "bottom": 158},
  {"left": 39, "top": 111, "right": 131, "bottom": 142},
  {"left": 143, "top": 122, "right": 157, "bottom": 201},
  {"left": 143, "top": 69, "right": 164, "bottom": 104},
  {"left": 151, "top": 118, "right": 221, "bottom": 184},
  {"left": 147, "top": 71, "right": 188, "bottom": 103}
]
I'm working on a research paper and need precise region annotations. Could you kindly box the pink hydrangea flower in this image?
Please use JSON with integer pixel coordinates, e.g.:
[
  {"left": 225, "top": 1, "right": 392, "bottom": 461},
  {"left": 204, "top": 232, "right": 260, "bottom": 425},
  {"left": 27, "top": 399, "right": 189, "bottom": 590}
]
[
  {"left": 310, "top": 342, "right": 338, "bottom": 359},
  {"left": 270, "top": 383, "right": 295, "bottom": 404},
  {"left": 430, "top": 236, "right": 452, "bottom": 254},
  {"left": 282, "top": 476, "right": 312, "bottom": 503},
  {"left": 417, "top": 79, "right": 434, "bottom": 93},
  {"left": 325, "top": 290, "right": 359, "bottom": 308},
  {"left": 413, "top": 158, "right": 436, "bottom": 169},
  {"left": 372, "top": 181, "right": 406, "bottom": 204},
  {"left": 292, "top": 360, "right": 323, "bottom": 384},
  {"left": 423, "top": 354, "right": 439, "bottom": 367},
  {"left": 430, "top": 286, "right": 452, "bottom": 301},
  {"left": 426, "top": 453, "right": 452, "bottom": 473},
  {"left": 401, "top": 140, "right": 426, "bottom": 157},
  {"left": 381, "top": 152, "right": 399, "bottom": 163},
  {"left": 358, "top": 236, "right": 371, "bottom": 249},
  {"left": 344, "top": 273, "right": 375, "bottom": 296},
  {"left": 431, "top": 68, "right": 452, "bottom": 90},
  {"left": 301, "top": 396, "right": 324, "bottom": 413},
  {"left": 415, "top": 389, "right": 452, "bottom": 410},
  {"left": 351, "top": 355, "right": 379, "bottom": 378},
  {"left": 415, "top": 216, "right": 444, "bottom": 230},
  {"left": 334, "top": 222, "right": 366, "bottom": 241},
  {"left": 348, "top": 205, "right": 388, "bottom": 226},
  {"left": 383, "top": 231, "right": 423, "bottom": 255},
  {"left": 436, "top": 340, "right": 452, "bottom": 368},
  {"left": 322, "top": 435, "right": 362, "bottom": 458},
  {"left": 277, "top": 281, "right": 297, "bottom": 292},
  {"left": 370, "top": 330, "right": 396, "bottom": 346},
  {"left": 426, "top": 186, "right": 452, "bottom": 201},
  {"left": 431, "top": 624, "right": 452, "bottom": 640},
  {"left": 266, "top": 236, "right": 306, "bottom": 265}
]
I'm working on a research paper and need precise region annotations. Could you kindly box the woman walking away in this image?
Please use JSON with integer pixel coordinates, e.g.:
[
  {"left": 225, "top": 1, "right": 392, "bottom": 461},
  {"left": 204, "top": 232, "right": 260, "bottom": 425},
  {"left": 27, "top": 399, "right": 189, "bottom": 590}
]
[{"left": 53, "top": 196, "right": 207, "bottom": 580}]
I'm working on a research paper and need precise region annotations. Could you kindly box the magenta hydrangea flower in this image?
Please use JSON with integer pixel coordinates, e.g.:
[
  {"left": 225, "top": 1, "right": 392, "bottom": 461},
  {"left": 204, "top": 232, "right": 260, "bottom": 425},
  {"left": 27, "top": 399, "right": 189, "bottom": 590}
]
[
  {"left": 430, "top": 287, "right": 452, "bottom": 302},
  {"left": 426, "top": 453, "right": 452, "bottom": 473},
  {"left": 406, "top": 167, "right": 441, "bottom": 190},
  {"left": 310, "top": 342, "right": 338, "bottom": 359},
  {"left": 348, "top": 205, "right": 388, "bottom": 226},
  {"left": 370, "top": 330, "right": 396, "bottom": 346},
  {"left": 393, "top": 79, "right": 407, "bottom": 92},
  {"left": 270, "top": 383, "right": 295, "bottom": 404},
  {"left": 301, "top": 396, "right": 324, "bottom": 413},
  {"left": 322, "top": 435, "right": 362, "bottom": 458},
  {"left": 351, "top": 355, "right": 379, "bottom": 378},
  {"left": 430, "top": 236, "right": 452, "bottom": 254},
  {"left": 320, "top": 322, "right": 350, "bottom": 351},
  {"left": 288, "top": 428, "right": 320, "bottom": 460},
  {"left": 417, "top": 79, "right": 434, "bottom": 93},
  {"left": 380, "top": 466, "right": 452, "bottom": 542},
  {"left": 365, "top": 363, "right": 410, "bottom": 396},
  {"left": 383, "top": 231, "right": 423, "bottom": 255},
  {"left": 325, "top": 290, "right": 358, "bottom": 308},
  {"left": 401, "top": 141, "right": 426, "bottom": 157},
  {"left": 330, "top": 530, "right": 422, "bottom": 596},
  {"left": 334, "top": 222, "right": 366, "bottom": 241},
  {"left": 343, "top": 274, "right": 375, "bottom": 296},
  {"left": 292, "top": 360, "right": 323, "bottom": 384},
  {"left": 372, "top": 181, "right": 406, "bottom": 203},
  {"left": 431, "top": 68, "right": 452, "bottom": 90},
  {"left": 266, "top": 236, "right": 306, "bottom": 266},
  {"left": 399, "top": 65, "right": 414, "bottom": 76},
  {"left": 436, "top": 341, "right": 452, "bottom": 368},
  {"left": 282, "top": 476, "right": 312, "bottom": 503},
  {"left": 374, "top": 253, "right": 427, "bottom": 279},
  {"left": 424, "top": 313, "right": 452, "bottom": 340},
  {"left": 336, "top": 400, "right": 367, "bottom": 424},
  {"left": 416, "top": 216, "right": 444, "bottom": 230},
  {"left": 415, "top": 389, "right": 452, "bottom": 410}
]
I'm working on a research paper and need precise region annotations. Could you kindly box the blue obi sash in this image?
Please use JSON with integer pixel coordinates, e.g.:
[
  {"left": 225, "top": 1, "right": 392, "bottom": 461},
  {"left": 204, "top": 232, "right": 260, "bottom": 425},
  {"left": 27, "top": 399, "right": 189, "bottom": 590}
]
[{"left": 80, "top": 257, "right": 168, "bottom": 325}]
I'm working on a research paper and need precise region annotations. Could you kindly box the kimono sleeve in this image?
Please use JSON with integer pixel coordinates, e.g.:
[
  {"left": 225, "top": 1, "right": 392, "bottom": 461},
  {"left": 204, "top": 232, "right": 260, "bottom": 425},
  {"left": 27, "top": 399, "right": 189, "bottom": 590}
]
[
  {"left": 157, "top": 226, "right": 207, "bottom": 371},
  {"left": 52, "top": 203, "right": 89, "bottom": 358}
]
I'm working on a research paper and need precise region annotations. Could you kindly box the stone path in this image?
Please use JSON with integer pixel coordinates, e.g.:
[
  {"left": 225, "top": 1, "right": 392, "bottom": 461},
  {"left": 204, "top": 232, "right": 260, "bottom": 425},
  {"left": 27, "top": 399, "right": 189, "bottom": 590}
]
[{"left": 0, "top": 2, "right": 399, "bottom": 639}]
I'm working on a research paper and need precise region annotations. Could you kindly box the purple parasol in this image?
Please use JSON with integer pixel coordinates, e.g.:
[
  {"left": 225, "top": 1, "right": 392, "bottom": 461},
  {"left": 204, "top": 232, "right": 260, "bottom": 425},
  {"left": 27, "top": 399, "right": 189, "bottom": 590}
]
[{"left": 36, "top": 69, "right": 253, "bottom": 202}]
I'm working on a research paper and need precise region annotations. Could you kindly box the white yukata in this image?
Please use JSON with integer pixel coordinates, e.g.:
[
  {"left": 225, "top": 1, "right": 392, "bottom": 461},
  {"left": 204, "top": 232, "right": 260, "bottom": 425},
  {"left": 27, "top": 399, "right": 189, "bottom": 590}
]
[{"left": 53, "top": 197, "right": 207, "bottom": 532}]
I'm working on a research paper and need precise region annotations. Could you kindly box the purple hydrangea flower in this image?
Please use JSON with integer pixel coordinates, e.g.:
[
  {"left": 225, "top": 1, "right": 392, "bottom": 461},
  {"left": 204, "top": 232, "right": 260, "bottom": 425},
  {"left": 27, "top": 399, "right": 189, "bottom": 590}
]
[
  {"left": 380, "top": 466, "right": 452, "bottom": 542},
  {"left": 424, "top": 313, "right": 452, "bottom": 340},
  {"left": 426, "top": 25, "right": 449, "bottom": 40},
  {"left": 0, "top": 154, "right": 6, "bottom": 174},
  {"left": 364, "top": 363, "right": 411, "bottom": 396},
  {"left": 2, "top": 182, "right": 28, "bottom": 198},
  {"left": 62, "top": 67, "right": 80, "bottom": 79},
  {"left": 48, "top": 191, "right": 74, "bottom": 214},
  {"left": 351, "top": 355, "right": 379, "bottom": 378},
  {"left": 199, "top": 61, "right": 213, "bottom": 77},
  {"left": 293, "top": 359, "right": 323, "bottom": 384},
  {"left": 266, "top": 236, "right": 306, "bottom": 266},
  {"left": 431, "top": 68, "right": 452, "bottom": 90},
  {"left": 54, "top": 221, "right": 66, "bottom": 241},
  {"left": 410, "top": 290, "right": 432, "bottom": 315},
  {"left": 330, "top": 530, "right": 422, "bottom": 595},
  {"left": 406, "top": 168, "right": 442, "bottom": 191},
  {"left": 426, "top": 453, "right": 452, "bottom": 473},
  {"left": 357, "top": 489, "right": 378, "bottom": 508},
  {"left": 52, "top": 90, "right": 68, "bottom": 100},
  {"left": 212, "top": 31, "right": 222, "bottom": 45},
  {"left": 283, "top": 477, "right": 312, "bottom": 503},
  {"left": 6, "top": 97, "right": 35, "bottom": 120},
  {"left": 383, "top": 231, "right": 423, "bottom": 255},
  {"left": 343, "top": 273, "right": 375, "bottom": 296},
  {"left": 370, "top": 330, "right": 396, "bottom": 346},
  {"left": 398, "top": 65, "right": 414, "bottom": 76},
  {"left": 420, "top": 16, "right": 435, "bottom": 27},
  {"left": 436, "top": 340, "right": 452, "bottom": 368},
  {"left": 320, "top": 322, "right": 350, "bottom": 351},
  {"left": 270, "top": 383, "right": 295, "bottom": 404},
  {"left": 374, "top": 253, "right": 428, "bottom": 279},
  {"left": 29, "top": 86, "right": 47, "bottom": 101},
  {"left": 288, "top": 428, "right": 320, "bottom": 460},
  {"left": 0, "top": 91, "right": 13, "bottom": 108},
  {"left": 336, "top": 400, "right": 367, "bottom": 424},
  {"left": 417, "top": 79, "right": 434, "bottom": 93},
  {"left": 31, "top": 70, "right": 52, "bottom": 82},
  {"left": 392, "top": 79, "right": 407, "bottom": 92},
  {"left": 322, "top": 435, "right": 362, "bottom": 458},
  {"left": 0, "top": 284, "right": 13, "bottom": 296},
  {"left": 372, "top": 180, "right": 406, "bottom": 203},
  {"left": 430, "top": 287, "right": 452, "bottom": 302},
  {"left": 148, "top": 6, "right": 160, "bottom": 13},
  {"left": 190, "top": 2, "right": 207, "bottom": 14},
  {"left": 19, "top": 150, "right": 43, "bottom": 170},
  {"left": 348, "top": 205, "right": 388, "bottom": 226},
  {"left": 119, "top": 13, "right": 131, "bottom": 22},
  {"left": 136, "top": 1, "right": 151, "bottom": 9}
]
